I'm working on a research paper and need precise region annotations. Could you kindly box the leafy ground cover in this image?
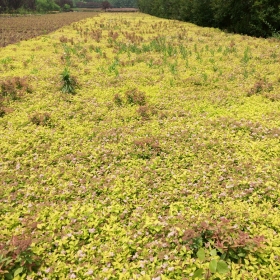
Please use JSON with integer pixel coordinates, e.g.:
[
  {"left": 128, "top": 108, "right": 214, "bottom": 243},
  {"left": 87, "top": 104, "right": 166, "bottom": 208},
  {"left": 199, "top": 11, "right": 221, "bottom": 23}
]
[{"left": 0, "top": 12, "right": 280, "bottom": 279}]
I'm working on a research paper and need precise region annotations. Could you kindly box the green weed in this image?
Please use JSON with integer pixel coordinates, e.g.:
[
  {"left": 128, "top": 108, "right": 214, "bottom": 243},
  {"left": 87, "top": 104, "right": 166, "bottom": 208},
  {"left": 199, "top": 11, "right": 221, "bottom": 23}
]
[{"left": 60, "top": 68, "right": 78, "bottom": 94}]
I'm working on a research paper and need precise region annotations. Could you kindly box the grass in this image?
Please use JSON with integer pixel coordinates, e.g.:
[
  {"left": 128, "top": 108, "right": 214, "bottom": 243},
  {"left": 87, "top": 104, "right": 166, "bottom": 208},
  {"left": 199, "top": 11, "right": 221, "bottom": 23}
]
[{"left": 0, "top": 12, "right": 280, "bottom": 279}]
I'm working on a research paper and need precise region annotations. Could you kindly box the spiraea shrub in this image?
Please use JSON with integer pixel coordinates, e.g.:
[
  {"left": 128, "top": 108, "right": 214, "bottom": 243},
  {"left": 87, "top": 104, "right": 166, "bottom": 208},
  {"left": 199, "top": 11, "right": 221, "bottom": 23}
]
[{"left": 0, "top": 77, "right": 32, "bottom": 100}]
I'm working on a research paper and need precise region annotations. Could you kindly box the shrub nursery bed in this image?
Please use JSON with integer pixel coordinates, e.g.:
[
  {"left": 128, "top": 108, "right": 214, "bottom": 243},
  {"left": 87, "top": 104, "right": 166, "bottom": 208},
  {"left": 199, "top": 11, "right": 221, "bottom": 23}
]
[{"left": 0, "top": 12, "right": 280, "bottom": 279}]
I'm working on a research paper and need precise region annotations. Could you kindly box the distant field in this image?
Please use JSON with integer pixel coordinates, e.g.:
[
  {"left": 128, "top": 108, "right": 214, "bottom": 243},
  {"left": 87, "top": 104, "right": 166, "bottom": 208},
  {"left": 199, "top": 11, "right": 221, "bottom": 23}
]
[
  {"left": 74, "top": 8, "right": 139, "bottom": 12},
  {"left": 106, "top": 8, "right": 139, "bottom": 12},
  {"left": 0, "top": 12, "right": 280, "bottom": 279},
  {"left": 0, "top": 12, "right": 98, "bottom": 47}
]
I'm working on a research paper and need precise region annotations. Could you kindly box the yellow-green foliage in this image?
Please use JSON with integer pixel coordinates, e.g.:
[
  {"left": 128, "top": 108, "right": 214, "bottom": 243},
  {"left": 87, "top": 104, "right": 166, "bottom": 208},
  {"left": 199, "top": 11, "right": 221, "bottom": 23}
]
[{"left": 0, "top": 13, "right": 280, "bottom": 279}]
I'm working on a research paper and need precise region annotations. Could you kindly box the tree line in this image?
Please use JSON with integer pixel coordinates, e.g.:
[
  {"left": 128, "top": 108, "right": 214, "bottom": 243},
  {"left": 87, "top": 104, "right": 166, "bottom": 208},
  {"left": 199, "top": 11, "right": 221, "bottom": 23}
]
[
  {"left": 0, "top": 0, "right": 74, "bottom": 12},
  {"left": 0, "top": 0, "right": 137, "bottom": 13},
  {"left": 137, "top": 0, "right": 280, "bottom": 38}
]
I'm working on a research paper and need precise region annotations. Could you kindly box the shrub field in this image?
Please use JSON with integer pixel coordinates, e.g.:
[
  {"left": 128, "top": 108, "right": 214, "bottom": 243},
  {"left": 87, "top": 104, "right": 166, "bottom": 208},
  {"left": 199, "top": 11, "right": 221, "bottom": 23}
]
[{"left": 0, "top": 12, "right": 280, "bottom": 279}]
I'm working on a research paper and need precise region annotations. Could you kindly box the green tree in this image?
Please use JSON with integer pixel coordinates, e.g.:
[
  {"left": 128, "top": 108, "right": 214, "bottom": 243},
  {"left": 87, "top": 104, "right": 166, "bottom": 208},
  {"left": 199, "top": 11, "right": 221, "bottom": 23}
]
[
  {"left": 250, "top": 0, "right": 280, "bottom": 37},
  {"left": 35, "top": 0, "right": 60, "bottom": 12},
  {"left": 191, "top": 0, "right": 214, "bottom": 26},
  {"left": 0, "top": 0, "right": 24, "bottom": 11}
]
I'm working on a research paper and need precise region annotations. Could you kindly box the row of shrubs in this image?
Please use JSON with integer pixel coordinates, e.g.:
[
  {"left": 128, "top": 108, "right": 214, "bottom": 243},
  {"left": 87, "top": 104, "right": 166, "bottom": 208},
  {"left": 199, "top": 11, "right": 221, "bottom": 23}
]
[{"left": 137, "top": 0, "right": 280, "bottom": 38}]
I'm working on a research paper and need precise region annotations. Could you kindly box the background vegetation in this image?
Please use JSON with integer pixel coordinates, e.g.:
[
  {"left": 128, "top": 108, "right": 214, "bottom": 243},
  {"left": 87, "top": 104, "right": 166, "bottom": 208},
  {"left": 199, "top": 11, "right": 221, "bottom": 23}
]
[
  {"left": 137, "top": 0, "right": 280, "bottom": 38},
  {"left": 0, "top": 0, "right": 138, "bottom": 13}
]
